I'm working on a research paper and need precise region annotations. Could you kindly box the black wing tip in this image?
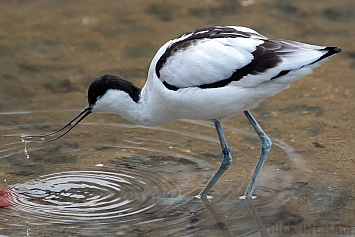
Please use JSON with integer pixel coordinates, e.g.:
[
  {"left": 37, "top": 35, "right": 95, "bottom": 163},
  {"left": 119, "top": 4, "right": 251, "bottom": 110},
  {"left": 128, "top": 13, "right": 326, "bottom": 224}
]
[
  {"left": 311, "top": 46, "right": 341, "bottom": 65},
  {"left": 326, "top": 47, "right": 342, "bottom": 54}
]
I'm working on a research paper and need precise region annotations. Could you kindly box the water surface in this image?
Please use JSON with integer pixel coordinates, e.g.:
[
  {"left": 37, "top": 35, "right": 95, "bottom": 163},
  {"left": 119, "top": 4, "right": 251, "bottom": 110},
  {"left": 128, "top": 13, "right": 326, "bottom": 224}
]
[{"left": 0, "top": 0, "right": 354, "bottom": 236}]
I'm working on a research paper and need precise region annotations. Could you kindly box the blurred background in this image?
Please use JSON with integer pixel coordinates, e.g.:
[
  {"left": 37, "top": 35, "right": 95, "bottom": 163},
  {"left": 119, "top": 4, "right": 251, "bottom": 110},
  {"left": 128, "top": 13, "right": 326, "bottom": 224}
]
[{"left": 0, "top": 0, "right": 354, "bottom": 236}]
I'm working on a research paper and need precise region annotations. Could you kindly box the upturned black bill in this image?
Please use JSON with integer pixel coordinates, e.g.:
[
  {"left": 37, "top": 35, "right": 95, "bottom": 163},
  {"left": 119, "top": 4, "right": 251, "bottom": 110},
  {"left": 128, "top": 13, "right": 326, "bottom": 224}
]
[{"left": 21, "top": 105, "right": 92, "bottom": 143}]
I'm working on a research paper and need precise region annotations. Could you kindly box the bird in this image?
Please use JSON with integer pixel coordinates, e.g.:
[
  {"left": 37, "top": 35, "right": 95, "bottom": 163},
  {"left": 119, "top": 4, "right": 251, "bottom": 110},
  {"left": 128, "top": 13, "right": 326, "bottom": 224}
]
[{"left": 22, "top": 26, "right": 341, "bottom": 199}]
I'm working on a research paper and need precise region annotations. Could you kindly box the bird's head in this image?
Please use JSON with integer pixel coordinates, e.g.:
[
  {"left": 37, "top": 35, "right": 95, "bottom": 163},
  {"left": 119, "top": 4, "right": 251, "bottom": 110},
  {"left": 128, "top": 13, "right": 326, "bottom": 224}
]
[{"left": 22, "top": 74, "right": 141, "bottom": 143}]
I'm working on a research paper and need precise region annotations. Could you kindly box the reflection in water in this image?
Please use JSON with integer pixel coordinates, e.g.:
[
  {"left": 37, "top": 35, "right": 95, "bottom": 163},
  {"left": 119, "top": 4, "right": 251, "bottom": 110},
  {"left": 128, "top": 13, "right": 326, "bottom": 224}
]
[
  {"left": 9, "top": 170, "right": 281, "bottom": 236},
  {"left": 245, "top": 198, "right": 270, "bottom": 237},
  {"left": 0, "top": 0, "right": 352, "bottom": 235},
  {"left": 201, "top": 196, "right": 235, "bottom": 237},
  {"left": 0, "top": 187, "right": 18, "bottom": 207},
  {"left": 0, "top": 110, "right": 303, "bottom": 236},
  {"left": 201, "top": 196, "right": 270, "bottom": 237}
]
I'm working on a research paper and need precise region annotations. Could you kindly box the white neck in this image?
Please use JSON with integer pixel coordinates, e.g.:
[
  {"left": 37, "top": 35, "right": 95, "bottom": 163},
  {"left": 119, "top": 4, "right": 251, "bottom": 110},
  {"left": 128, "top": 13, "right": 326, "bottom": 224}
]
[
  {"left": 92, "top": 86, "right": 178, "bottom": 126},
  {"left": 91, "top": 42, "right": 178, "bottom": 126}
]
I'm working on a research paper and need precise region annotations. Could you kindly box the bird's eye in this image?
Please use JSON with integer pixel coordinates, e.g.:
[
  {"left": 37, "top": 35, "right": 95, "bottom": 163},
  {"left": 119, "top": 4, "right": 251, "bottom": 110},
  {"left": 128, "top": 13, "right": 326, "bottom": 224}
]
[{"left": 91, "top": 93, "right": 101, "bottom": 101}]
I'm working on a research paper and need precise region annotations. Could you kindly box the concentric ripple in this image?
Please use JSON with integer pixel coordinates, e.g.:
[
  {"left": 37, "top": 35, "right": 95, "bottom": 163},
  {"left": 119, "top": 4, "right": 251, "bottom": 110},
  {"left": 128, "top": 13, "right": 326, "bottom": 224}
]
[
  {"left": 12, "top": 171, "right": 160, "bottom": 222},
  {"left": 0, "top": 110, "right": 306, "bottom": 236}
]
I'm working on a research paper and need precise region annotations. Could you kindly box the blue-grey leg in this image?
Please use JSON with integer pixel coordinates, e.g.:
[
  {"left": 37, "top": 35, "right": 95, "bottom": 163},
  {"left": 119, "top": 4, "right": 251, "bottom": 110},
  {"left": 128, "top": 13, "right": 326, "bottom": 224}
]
[
  {"left": 196, "top": 119, "right": 232, "bottom": 198},
  {"left": 243, "top": 110, "right": 272, "bottom": 198}
]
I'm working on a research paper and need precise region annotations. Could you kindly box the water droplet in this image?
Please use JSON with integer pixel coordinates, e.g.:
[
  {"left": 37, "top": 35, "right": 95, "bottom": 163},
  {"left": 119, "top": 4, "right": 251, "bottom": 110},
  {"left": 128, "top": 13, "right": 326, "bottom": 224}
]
[{"left": 23, "top": 141, "right": 30, "bottom": 159}]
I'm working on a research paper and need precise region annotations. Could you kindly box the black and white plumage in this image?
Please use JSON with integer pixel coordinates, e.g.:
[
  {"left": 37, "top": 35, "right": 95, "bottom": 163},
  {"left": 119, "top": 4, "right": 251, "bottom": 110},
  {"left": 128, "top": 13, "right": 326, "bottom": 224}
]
[
  {"left": 89, "top": 26, "right": 340, "bottom": 126},
  {"left": 23, "top": 26, "right": 341, "bottom": 198}
]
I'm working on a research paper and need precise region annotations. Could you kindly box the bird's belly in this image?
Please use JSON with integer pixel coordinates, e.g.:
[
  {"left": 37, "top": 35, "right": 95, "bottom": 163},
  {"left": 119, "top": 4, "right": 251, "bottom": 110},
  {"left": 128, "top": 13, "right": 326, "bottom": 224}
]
[{"left": 165, "top": 82, "right": 289, "bottom": 121}]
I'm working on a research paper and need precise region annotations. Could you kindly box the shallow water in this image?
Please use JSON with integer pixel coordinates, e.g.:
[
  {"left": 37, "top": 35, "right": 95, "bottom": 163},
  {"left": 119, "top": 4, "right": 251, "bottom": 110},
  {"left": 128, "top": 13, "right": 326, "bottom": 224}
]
[
  {"left": 2, "top": 111, "right": 303, "bottom": 236},
  {"left": 1, "top": 0, "right": 355, "bottom": 236}
]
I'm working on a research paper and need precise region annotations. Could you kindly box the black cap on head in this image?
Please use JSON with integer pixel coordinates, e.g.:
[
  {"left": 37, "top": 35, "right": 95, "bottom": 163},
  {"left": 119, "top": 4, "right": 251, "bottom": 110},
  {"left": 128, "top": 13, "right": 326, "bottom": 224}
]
[{"left": 88, "top": 74, "right": 141, "bottom": 106}]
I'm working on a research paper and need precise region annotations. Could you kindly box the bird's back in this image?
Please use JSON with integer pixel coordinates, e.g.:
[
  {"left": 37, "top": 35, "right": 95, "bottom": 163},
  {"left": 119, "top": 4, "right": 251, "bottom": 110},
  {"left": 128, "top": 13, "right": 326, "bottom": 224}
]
[
  {"left": 144, "top": 26, "right": 340, "bottom": 121},
  {"left": 154, "top": 26, "right": 339, "bottom": 89}
]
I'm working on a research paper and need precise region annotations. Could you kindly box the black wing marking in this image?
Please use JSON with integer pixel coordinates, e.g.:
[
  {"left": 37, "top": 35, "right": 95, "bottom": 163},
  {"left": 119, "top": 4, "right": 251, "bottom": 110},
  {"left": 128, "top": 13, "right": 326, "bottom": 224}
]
[
  {"left": 162, "top": 40, "right": 283, "bottom": 91},
  {"left": 157, "top": 27, "right": 341, "bottom": 91},
  {"left": 155, "top": 26, "right": 255, "bottom": 78}
]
